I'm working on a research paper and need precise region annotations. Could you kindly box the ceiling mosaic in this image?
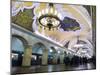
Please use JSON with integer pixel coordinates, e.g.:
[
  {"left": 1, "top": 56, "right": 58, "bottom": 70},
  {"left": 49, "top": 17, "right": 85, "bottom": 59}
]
[{"left": 11, "top": 1, "right": 96, "bottom": 58}]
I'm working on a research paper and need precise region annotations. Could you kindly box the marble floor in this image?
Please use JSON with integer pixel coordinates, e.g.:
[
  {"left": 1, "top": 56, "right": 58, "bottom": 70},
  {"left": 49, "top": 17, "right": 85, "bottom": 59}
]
[{"left": 11, "top": 63, "right": 96, "bottom": 75}]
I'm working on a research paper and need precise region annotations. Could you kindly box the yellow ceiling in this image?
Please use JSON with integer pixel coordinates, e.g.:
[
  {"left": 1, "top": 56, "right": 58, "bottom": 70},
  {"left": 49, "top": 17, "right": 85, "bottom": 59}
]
[
  {"left": 35, "top": 3, "right": 92, "bottom": 46},
  {"left": 12, "top": 1, "right": 92, "bottom": 46}
]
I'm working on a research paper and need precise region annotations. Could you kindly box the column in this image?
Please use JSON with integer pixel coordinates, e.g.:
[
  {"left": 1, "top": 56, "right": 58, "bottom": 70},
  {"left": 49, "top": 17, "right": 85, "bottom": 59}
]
[
  {"left": 22, "top": 45, "right": 32, "bottom": 67},
  {"left": 52, "top": 54, "right": 59, "bottom": 64},
  {"left": 42, "top": 49, "right": 48, "bottom": 65},
  {"left": 60, "top": 54, "right": 65, "bottom": 64}
]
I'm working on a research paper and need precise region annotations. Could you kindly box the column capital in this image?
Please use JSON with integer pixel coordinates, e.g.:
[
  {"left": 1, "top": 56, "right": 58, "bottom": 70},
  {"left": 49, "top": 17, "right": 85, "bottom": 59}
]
[{"left": 24, "top": 44, "right": 32, "bottom": 48}]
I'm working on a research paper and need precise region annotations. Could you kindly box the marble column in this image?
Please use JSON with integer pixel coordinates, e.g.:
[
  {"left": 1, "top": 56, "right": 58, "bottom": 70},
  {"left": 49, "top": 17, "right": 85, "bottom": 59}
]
[
  {"left": 42, "top": 49, "right": 48, "bottom": 65},
  {"left": 22, "top": 45, "right": 32, "bottom": 67},
  {"left": 60, "top": 54, "right": 65, "bottom": 64},
  {"left": 52, "top": 54, "right": 59, "bottom": 64}
]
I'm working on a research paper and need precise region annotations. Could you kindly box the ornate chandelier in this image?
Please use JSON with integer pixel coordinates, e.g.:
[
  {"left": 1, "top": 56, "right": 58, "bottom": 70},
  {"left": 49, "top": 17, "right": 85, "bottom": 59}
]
[{"left": 37, "top": 3, "right": 62, "bottom": 31}]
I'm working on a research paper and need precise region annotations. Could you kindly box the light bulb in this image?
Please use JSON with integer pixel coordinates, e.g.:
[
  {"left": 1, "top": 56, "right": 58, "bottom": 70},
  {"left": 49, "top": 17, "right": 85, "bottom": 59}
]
[
  {"left": 44, "top": 20, "right": 47, "bottom": 25},
  {"left": 42, "top": 9, "right": 45, "bottom": 15},
  {"left": 54, "top": 10, "right": 57, "bottom": 15},
  {"left": 50, "top": 8, "right": 53, "bottom": 14},
  {"left": 50, "top": 49, "right": 53, "bottom": 52},
  {"left": 45, "top": 8, "right": 49, "bottom": 14},
  {"left": 58, "top": 13, "right": 62, "bottom": 19},
  {"left": 58, "top": 51, "right": 60, "bottom": 54},
  {"left": 54, "top": 21, "right": 58, "bottom": 26},
  {"left": 38, "top": 12, "right": 41, "bottom": 18},
  {"left": 41, "top": 19, "right": 44, "bottom": 24},
  {"left": 52, "top": 21, "right": 55, "bottom": 26}
]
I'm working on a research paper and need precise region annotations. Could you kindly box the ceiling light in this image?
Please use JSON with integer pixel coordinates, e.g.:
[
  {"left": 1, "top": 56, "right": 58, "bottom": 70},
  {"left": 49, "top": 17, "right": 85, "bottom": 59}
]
[
  {"left": 74, "top": 44, "right": 84, "bottom": 48},
  {"left": 38, "top": 3, "right": 61, "bottom": 31},
  {"left": 50, "top": 49, "right": 53, "bottom": 52},
  {"left": 58, "top": 50, "right": 60, "bottom": 54}
]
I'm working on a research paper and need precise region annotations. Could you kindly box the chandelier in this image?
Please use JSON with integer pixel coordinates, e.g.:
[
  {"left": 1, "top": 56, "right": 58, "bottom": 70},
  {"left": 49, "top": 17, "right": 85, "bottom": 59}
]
[{"left": 37, "top": 3, "right": 62, "bottom": 31}]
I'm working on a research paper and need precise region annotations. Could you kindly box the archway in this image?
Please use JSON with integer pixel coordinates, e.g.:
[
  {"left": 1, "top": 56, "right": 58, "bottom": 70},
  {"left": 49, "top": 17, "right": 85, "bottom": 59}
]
[
  {"left": 48, "top": 47, "right": 57, "bottom": 64},
  {"left": 12, "top": 35, "right": 28, "bottom": 51},
  {"left": 11, "top": 35, "right": 28, "bottom": 66},
  {"left": 32, "top": 42, "right": 48, "bottom": 65},
  {"left": 48, "top": 47, "right": 65, "bottom": 64}
]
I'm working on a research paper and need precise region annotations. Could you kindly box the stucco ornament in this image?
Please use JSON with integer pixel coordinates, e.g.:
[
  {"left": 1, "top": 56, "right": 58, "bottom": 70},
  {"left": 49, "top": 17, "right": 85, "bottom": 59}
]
[{"left": 12, "top": 1, "right": 34, "bottom": 16}]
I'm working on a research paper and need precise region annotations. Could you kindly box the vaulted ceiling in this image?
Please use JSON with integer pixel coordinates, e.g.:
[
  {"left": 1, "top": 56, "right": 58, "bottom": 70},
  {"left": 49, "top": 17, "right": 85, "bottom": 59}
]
[{"left": 11, "top": 1, "right": 96, "bottom": 57}]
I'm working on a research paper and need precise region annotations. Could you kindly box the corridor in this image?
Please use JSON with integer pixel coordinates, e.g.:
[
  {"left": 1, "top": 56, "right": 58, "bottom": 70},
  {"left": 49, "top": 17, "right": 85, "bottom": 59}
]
[{"left": 11, "top": 1, "right": 96, "bottom": 75}]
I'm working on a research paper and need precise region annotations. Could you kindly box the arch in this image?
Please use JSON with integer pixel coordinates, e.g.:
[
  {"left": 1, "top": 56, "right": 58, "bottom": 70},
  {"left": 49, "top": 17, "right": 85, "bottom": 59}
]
[
  {"left": 48, "top": 47, "right": 57, "bottom": 55},
  {"left": 32, "top": 42, "right": 47, "bottom": 54},
  {"left": 11, "top": 35, "right": 28, "bottom": 52},
  {"left": 12, "top": 35, "right": 28, "bottom": 45},
  {"left": 50, "top": 47, "right": 57, "bottom": 53},
  {"left": 32, "top": 42, "right": 49, "bottom": 65}
]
